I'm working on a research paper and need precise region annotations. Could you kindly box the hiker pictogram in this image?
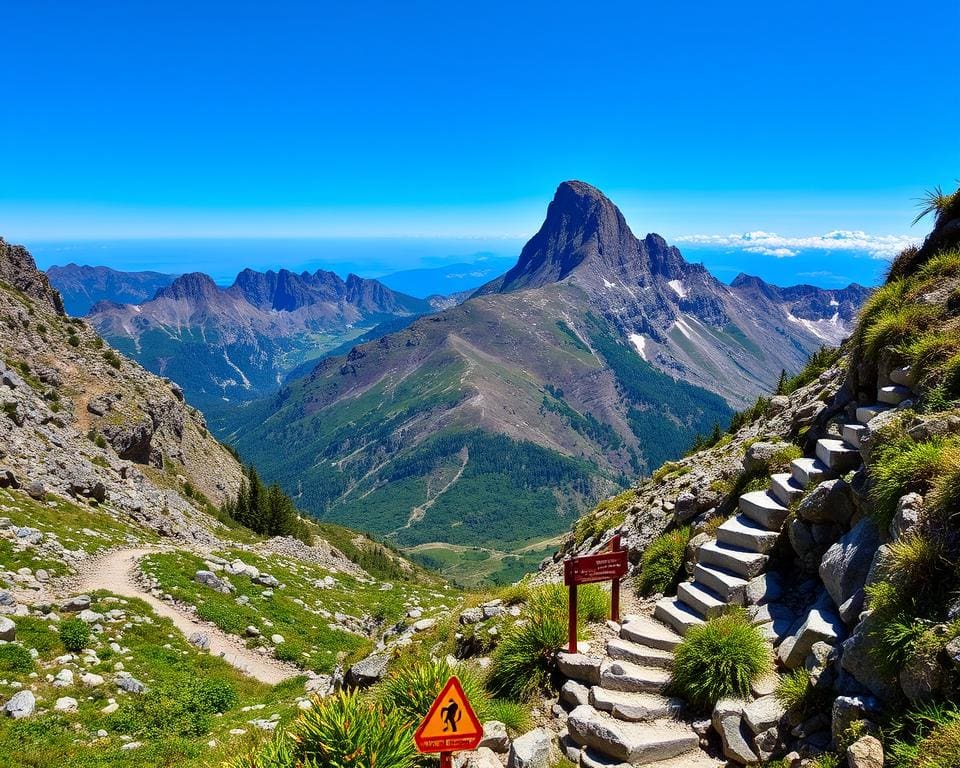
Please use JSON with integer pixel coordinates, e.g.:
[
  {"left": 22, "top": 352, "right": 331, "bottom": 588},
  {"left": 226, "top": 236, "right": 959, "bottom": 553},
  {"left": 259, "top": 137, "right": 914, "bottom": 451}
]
[
  {"left": 441, "top": 698, "right": 461, "bottom": 732},
  {"left": 413, "top": 676, "right": 483, "bottom": 754}
]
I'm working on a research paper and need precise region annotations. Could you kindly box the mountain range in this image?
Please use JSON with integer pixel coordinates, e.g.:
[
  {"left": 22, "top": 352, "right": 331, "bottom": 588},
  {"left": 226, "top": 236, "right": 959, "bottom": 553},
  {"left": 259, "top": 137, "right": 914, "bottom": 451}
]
[
  {"left": 46, "top": 264, "right": 178, "bottom": 316},
  {"left": 82, "top": 268, "right": 432, "bottom": 410},
  {"left": 216, "top": 181, "right": 870, "bottom": 561}
]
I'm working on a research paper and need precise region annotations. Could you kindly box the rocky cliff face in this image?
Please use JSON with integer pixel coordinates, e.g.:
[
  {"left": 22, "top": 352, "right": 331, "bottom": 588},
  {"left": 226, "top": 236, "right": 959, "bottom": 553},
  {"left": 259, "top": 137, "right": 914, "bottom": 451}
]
[{"left": 0, "top": 239, "right": 243, "bottom": 543}]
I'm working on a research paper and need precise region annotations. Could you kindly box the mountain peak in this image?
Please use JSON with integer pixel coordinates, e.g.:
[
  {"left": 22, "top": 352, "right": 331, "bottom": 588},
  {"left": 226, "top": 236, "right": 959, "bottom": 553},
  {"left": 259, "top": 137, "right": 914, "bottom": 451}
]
[
  {"left": 495, "top": 181, "right": 637, "bottom": 293},
  {"left": 157, "top": 272, "right": 221, "bottom": 301}
]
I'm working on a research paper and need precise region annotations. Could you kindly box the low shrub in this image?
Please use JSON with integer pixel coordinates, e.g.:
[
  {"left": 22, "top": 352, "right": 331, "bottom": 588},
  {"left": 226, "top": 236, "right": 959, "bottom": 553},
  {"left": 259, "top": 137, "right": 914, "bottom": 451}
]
[
  {"left": 670, "top": 609, "right": 772, "bottom": 710},
  {"left": 530, "top": 582, "right": 608, "bottom": 624},
  {"left": 273, "top": 642, "right": 303, "bottom": 663},
  {"left": 102, "top": 349, "right": 122, "bottom": 369},
  {"left": 58, "top": 617, "right": 90, "bottom": 652},
  {"left": 774, "top": 668, "right": 812, "bottom": 712},
  {"left": 636, "top": 526, "right": 691, "bottom": 597},
  {"left": 108, "top": 677, "right": 238, "bottom": 738},
  {"left": 778, "top": 346, "right": 844, "bottom": 395},
  {"left": 0, "top": 644, "right": 34, "bottom": 674}
]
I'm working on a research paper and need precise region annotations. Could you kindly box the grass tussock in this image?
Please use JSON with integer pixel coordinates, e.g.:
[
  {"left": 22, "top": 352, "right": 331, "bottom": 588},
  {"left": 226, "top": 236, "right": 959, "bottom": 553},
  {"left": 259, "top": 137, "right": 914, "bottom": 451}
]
[
  {"left": 670, "top": 609, "right": 772, "bottom": 710},
  {"left": 636, "top": 526, "right": 691, "bottom": 597},
  {"left": 380, "top": 658, "right": 491, "bottom": 723},
  {"left": 868, "top": 437, "right": 952, "bottom": 530},
  {"left": 486, "top": 582, "right": 607, "bottom": 700},
  {"left": 888, "top": 702, "right": 960, "bottom": 768}
]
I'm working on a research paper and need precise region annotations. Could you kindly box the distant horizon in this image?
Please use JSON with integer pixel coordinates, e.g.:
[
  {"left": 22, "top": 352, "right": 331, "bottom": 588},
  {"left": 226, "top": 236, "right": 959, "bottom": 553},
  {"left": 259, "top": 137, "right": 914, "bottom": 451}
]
[{"left": 31, "top": 232, "right": 897, "bottom": 294}]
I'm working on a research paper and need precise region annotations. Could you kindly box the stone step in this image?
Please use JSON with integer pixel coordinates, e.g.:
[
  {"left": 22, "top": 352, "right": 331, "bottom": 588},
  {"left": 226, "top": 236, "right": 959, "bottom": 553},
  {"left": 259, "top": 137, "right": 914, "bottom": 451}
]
[
  {"left": 716, "top": 514, "right": 781, "bottom": 553},
  {"left": 878, "top": 384, "right": 911, "bottom": 405},
  {"left": 567, "top": 705, "right": 699, "bottom": 765},
  {"left": 698, "top": 539, "right": 768, "bottom": 579},
  {"left": 816, "top": 438, "right": 861, "bottom": 472},
  {"left": 692, "top": 563, "right": 748, "bottom": 603},
  {"left": 856, "top": 403, "right": 890, "bottom": 424},
  {"left": 890, "top": 366, "right": 916, "bottom": 387},
  {"left": 790, "top": 457, "right": 835, "bottom": 488},
  {"left": 589, "top": 686, "right": 683, "bottom": 722},
  {"left": 599, "top": 659, "right": 671, "bottom": 693},
  {"left": 770, "top": 472, "right": 805, "bottom": 506},
  {"left": 653, "top": 597, "right": 705, "bottom": 636},
  {"left": 606, "top": 637, "right": 673, "bottom": 670},
  {"left": 619, "top": 616, "right": 683, "bottom": 652},
  {"left": 842, "top": 423, "right": 867, "bottom": 449},
  {"left": 738, "top": 490, "right": 790, "bottom": 530},
  {"left": 677, "top": 581, "right": 727, "bottom": 618}
]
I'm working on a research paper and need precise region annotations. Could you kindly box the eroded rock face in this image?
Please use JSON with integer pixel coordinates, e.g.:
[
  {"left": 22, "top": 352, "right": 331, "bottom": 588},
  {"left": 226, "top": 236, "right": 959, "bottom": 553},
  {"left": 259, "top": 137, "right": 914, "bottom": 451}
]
[{"left": 820, "top": 518, "right": 882, "bottom": 624}]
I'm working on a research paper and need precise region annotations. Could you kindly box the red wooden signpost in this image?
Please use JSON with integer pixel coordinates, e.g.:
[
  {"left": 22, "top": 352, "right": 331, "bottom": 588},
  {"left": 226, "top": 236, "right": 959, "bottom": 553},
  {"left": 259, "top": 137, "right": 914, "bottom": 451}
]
[
  {"left": 563, "top": 534, "right": 628, "bottom": 653},
  {"left": 414, "top": 676, "right": 484, "bottom": 768}
]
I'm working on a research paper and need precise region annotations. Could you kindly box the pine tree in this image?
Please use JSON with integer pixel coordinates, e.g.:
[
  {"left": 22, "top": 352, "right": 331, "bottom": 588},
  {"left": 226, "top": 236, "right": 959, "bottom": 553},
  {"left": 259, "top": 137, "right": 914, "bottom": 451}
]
[{"left": 776, "top": 369, "right": 789, "bottom": 395}]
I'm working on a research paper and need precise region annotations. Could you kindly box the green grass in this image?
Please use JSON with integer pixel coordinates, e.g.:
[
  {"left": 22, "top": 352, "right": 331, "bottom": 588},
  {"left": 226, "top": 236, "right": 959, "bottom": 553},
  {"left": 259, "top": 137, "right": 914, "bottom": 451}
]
[
  {"left": 141, "top": 548, "right": 449, "bottom": 672},
  {"left": 868, "top": 437, "right": 954, "bottom": 529},
  {"left": 670, "top": 609, "right": 772, "bottom": 711},
  {"left": 888, "top": 702, "right": 960, "bottom": 768},
  {"left": 0, "top": 592, "right": 307, "bottom": 768},
  {"left": 636, "top": 526, "right": 691, "bottom": 597}
]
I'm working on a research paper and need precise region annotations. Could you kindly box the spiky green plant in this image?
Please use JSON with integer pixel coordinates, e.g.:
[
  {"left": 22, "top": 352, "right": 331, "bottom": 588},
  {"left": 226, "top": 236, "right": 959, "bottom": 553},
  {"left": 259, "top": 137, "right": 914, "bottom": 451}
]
[
  {"left": 913, "top": 185, "right": 959, "bottom": 226},
  {"left": 292, "top": 691, "right": 418, "bottom": 768},
  {"left": 380, "top": 658, "right": 491, "bottom": 724},
  {"left": 669, "top": 609, "right": 772, "bottom": 710},
  {"left": 636, "top": 526, "right": 691, "bottom": 597},
  {"left": 488, "top": 698, "right": 534, "bottom": 734}
]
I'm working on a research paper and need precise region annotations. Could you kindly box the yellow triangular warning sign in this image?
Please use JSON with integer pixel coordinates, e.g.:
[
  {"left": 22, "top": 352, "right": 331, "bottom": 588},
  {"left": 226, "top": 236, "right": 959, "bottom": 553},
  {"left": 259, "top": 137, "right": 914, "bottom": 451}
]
[{"left": 414, "top": 676, "right": 484, "bottom": 753}]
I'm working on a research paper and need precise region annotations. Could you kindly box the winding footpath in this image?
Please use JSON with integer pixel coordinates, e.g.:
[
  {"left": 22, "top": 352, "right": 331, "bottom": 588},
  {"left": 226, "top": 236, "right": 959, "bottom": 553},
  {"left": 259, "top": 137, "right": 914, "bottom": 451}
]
[{"left": 72, "top": 547, "right": 300, "bottom": 685}]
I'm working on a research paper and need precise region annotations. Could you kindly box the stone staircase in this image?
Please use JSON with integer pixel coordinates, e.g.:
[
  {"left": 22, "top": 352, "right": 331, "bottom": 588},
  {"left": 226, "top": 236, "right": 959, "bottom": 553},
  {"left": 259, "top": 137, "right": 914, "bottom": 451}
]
[{"left": 556, "top": 370, "right": 914, "bottom": 766}]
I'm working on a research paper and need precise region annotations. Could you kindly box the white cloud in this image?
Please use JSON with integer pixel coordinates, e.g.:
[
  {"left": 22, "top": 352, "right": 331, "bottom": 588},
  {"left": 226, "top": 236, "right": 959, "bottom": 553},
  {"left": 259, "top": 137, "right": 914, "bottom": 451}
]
[
  {"left": 744, "top": 246, "right": 798, "bottom": 258},
  {"left": 675, "top": 230, "right": 918, "bottom": 259}
]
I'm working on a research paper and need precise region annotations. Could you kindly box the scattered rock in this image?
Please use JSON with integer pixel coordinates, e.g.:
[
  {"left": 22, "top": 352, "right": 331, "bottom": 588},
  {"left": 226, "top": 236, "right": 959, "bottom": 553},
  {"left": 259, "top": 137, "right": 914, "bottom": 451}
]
[
  {"left": 454, "top": 747, "right": 503, "bottom": 768},
  {"left": 189, "top": 632, "right": 210, "bottom": 650},
  {"left": 117, "top": 676, "right": 146, "bottom": 694},
  {"left": 345, "top": 653, "right": 390, "bottom": 687},
  {"left": 507, "top": 726, "right": 555, "bottom": 768},
  {"left": 0, "top": 616, "right": 15, "bottom": 641},
  {"left": 846, "top": 735, "right": 884, "bottom": 768},
  {"left": 797, "top": 478, "right": 855, "bottom": 525},
  {"left": 4, "top": 690, "right": 35, "bottom": 719},
  {"left": 712, "top": 699, "right": 758, "bottom": 765},
  {"left": 54, "top": 696, "right": 78, "bottom": 712},
  {"left": 479, "top": 720, "right": 510, "bottom": 753},
  {"left": 60, "top": 595, "right": 91, "bottom": 613}
]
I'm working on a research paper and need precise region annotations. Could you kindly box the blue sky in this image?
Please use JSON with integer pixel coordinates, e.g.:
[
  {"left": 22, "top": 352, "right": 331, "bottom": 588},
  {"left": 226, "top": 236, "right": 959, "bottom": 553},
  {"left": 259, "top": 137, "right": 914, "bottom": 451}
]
[{"left": 3, "top": 1, "right": 957, "bottom": 286}]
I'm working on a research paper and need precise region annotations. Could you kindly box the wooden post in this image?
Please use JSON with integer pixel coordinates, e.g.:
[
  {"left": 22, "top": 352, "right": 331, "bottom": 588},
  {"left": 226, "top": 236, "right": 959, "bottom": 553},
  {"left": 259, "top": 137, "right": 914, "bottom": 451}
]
[
  {"left": 568, "top": 581, "right": 578, "bottom": 654},
  {"left": 440, "top": 753, "right": 452, "bottom": 768},
  {"left": 610, "top": 535, "right": 621, "bottom": 623}
]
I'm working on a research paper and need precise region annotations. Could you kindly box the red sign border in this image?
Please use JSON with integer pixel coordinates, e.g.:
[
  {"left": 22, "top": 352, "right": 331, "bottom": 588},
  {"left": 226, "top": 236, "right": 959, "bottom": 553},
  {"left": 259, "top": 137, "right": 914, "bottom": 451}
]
[{"left": 413, "top": 675, "right": 484, "bottom": 754}]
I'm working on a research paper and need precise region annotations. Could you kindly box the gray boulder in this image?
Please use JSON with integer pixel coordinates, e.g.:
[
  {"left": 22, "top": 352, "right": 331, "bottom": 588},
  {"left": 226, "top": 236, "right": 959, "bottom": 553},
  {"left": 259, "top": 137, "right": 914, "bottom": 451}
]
[
  {"left": 117, "top": 676, "right": 146, "bottom": 694},
  {"left": 819, "top": 518, "right": 882, "bottom": 623},
  {"left": 556, "top": 652, "right": 602, "bottom": 686},
  {"left": 454, "top": 747, "right": 503, "bottom": 768},
  {"left": 711, "top": 699, "right": 758, "bottom": 765},
  {"left": 4, "top": 690, "right": 35, "bottom": 719},
  {"left": 507, "top": 726, "right": 554, "bottom": 768},
  {"left": 194, "top": 570, "right": 227, "bottom": 592},
  {"left": 345, "top": 653, "right": 390, "bottom": 687},
  {"left": 778, "top": 594, "right": 844, "bottom": 669},
  {"left": 0, "top": 617, "right": 15, "bottom": 641},
  {"left": 847, "top": 735, "right": 884, "bottom": 768},
  {"left": 742, "top": 695, "right": 786, "bottom": 735},
  {"left": 252, "top": 573, "right": 279, "bottom": 588},
  {"left": 188, "top": 632, "right": 210, "bottom": 650},
  {"left": 743, "top": 442, "right": 790, "bottom": 474},
  {"left": 479, "top": 720, "right": 510, "bottom": 753},
  {"left": 831, "top": 695, "right": 880, "bottom": 747},
  {"left": 797, "top": 479, "right": 855, "bottom": 525},
  {"left": 890, "top": 493, "right": 923, "bottom": 540},
  {"left": 60, "top": 595, "right": 91, "bottom": 612},
  {"left": 25, "top": 480, "right": 46, "bottom": 500}
]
